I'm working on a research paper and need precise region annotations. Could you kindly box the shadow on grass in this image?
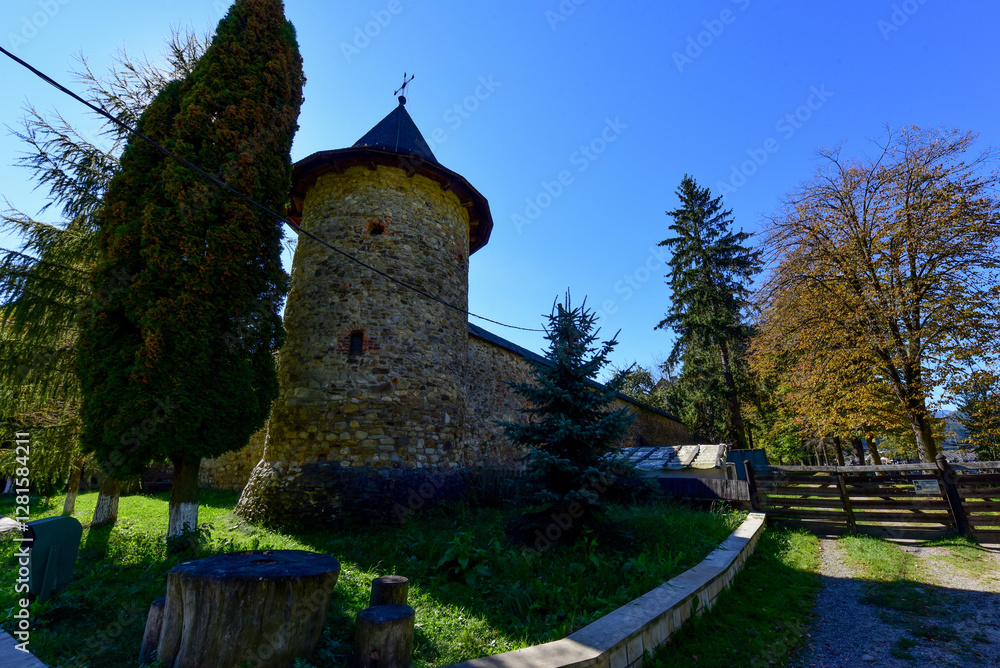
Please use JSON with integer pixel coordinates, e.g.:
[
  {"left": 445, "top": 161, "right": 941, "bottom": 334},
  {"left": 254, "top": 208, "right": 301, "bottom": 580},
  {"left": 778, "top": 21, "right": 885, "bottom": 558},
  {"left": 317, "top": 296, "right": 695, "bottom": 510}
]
[
  {"left": 829, "top": 575, "right": 995, "bottom": 663},
  {"left": 82, "top": 523, "right": 113, "bottom": 558}
]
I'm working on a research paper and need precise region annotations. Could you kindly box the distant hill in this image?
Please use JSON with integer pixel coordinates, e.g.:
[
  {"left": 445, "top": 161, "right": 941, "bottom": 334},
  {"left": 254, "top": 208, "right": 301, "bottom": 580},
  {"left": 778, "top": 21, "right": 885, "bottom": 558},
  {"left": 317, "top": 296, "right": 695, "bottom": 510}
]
[{"left": 936, "top": 409, "right": 969, "bottom": 449}]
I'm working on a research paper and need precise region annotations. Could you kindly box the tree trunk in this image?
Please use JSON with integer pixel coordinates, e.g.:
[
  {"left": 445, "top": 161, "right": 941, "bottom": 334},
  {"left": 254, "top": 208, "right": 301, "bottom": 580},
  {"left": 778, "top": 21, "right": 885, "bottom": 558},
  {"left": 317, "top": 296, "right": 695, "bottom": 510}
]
[
  {"left": 370, "top": 576, "right": 409, "bottom": 607},
  {"left": 718, "top": 343, "right": 749, "bottom": 450},
  {"left": 833, "top": 436, "right": 846, "bottom": 467},
  {"left": 139, "top": 597, "right": 166, "bottom": 665},
  {"left": 353, "top": 605, "right": 415, "bottom": 668},
  {"left": 818, "top": 435, "right": 829, "bottom": 466},
  {"left": 62, "top": 456, "right": 85, "bottom": 516},
  {"left": 863, "top": 426, "right": 883, "bottom": 465},
  {"left": 851, "top": 437, "right": 866, "bottom": 465},
  {"left": 909, "top": 410, "right": 938, "bottom": 463},
  {"left": 157, "top": 550, "right": 340, "bottom": 668},
  {"left": 91, "top": 476, "right": 122, "bottom": 527},
  {"left": 168, "top": 457, "right": 201, "bottom": 537}
]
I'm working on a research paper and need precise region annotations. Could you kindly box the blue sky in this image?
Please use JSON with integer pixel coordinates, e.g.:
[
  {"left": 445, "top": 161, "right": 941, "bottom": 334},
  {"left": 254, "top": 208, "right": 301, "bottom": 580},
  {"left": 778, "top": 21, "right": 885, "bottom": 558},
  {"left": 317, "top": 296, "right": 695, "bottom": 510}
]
[{"left": 2, "top": 0, "right": 999, "bottom": 384}]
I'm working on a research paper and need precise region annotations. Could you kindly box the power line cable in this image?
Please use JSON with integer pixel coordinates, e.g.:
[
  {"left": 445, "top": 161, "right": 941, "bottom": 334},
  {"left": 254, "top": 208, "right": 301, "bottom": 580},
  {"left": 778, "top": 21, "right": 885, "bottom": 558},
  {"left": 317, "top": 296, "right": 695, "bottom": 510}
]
[{"left": 0, "top": 45, "right": 545, "bottom": 333}]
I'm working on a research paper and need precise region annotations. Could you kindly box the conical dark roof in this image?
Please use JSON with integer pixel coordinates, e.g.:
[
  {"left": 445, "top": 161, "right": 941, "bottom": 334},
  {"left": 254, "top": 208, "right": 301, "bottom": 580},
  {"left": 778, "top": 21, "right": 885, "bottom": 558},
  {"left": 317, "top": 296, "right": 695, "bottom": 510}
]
[{"left": 352, "top": 96, "right": 440, "bottom": 165}]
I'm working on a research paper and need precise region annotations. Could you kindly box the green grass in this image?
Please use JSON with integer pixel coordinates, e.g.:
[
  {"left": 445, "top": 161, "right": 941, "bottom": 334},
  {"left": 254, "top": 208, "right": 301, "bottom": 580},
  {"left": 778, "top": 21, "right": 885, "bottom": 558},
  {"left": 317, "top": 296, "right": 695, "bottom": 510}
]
[
  {"left": 646, "top": 528, "right": 822, "bottom": 668},
  {"left": 0, "top": 491, "right": 743, "bottom": 667}
]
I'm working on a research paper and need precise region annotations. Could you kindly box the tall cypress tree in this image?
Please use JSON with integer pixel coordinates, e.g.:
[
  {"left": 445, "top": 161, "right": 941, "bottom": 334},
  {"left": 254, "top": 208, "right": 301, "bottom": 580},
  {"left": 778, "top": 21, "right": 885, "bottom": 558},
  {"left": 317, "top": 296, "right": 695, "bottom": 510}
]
[
  {"left": 77, "top": 0, "right": 304, "bottom": 535},
  {"left": 656, "top": 175, "right": 760, "bottom": 450}
]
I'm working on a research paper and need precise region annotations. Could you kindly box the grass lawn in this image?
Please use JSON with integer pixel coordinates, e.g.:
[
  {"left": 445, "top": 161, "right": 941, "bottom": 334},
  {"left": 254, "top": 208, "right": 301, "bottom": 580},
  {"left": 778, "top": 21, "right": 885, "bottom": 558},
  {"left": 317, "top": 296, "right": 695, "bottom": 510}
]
[
  {"left": 646, "top": 527, "right": 822, "bottom": 668},
  {"left": 0, "top": 491, "right": 744, "bottom": 667}
]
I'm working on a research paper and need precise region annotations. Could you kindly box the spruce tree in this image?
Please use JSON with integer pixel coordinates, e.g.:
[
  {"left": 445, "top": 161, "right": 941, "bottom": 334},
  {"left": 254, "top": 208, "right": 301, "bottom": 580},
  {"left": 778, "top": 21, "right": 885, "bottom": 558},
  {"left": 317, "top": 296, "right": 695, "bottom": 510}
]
[
  {"left": 502, "top": 295, "right": 634, "bottom": 546},
  {"left": 77, "top": 0, "right": 304, "bottom": 536},
  {"left": 656, "top": 175, "right": 760, "bottom": 450}
]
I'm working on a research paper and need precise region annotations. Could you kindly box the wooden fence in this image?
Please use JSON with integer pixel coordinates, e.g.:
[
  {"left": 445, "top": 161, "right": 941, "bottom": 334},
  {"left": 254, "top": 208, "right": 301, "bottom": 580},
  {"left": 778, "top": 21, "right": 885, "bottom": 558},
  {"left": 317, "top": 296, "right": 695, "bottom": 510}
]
[
  {"left": 656, "top": 477, "right": 750, "bottom": 502},
  {"left": 745, "top": 455, "right": 1000, "bottom": 543}
]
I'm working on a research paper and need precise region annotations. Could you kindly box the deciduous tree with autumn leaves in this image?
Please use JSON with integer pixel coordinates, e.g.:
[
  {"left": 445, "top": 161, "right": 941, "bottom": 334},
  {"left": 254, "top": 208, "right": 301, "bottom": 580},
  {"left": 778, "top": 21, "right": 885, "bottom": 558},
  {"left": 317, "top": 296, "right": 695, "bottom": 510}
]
[{"left": 752, "top": 127, "right": 1000, "bottom": 463}]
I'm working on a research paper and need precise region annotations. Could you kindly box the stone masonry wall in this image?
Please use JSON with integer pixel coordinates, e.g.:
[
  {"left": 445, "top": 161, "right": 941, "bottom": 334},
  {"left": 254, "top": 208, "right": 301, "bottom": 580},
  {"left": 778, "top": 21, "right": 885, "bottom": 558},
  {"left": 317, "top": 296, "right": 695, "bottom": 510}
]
[
  {"left": 237, "top": 164, "right": 473, "bottom": 522},
  {"left": 462, "top": 334, "right": 693, "bottom": 462},
  {"left": 460, "top": 335, "right": 535, "bottom": 466},
  {"left": 619, "top": 399, "right": 696, "bottom": 448},
  {"left": 199, "top": 428, "right": 266, "bottom": 491}
]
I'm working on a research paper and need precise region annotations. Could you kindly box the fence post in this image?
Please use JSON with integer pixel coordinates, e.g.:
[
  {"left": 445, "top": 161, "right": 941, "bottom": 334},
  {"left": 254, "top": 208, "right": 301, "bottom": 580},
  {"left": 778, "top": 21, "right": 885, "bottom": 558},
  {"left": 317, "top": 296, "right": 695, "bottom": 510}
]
[
  {"left": 744, "top": 460, "right": 761, "bottom": 512},
  {"left": 835, "top": 471, "right": 857, "bottom": 533},
  {"left": 936, "top": 453, "right": 972, "bottom": 539}
]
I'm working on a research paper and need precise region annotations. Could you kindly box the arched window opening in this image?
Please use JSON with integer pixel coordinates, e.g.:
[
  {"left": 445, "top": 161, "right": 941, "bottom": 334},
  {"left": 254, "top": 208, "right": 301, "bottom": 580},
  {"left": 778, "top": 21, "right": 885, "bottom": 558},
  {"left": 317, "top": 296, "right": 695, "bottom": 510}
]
[{"left": 349, "top": 331, "right": 364, "bottom": 357}]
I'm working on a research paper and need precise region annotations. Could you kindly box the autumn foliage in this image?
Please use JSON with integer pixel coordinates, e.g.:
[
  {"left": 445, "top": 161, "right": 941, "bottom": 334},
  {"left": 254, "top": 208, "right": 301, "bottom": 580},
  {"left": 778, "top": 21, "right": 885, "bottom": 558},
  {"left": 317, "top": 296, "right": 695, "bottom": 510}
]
[{"left": 753, "top": 127, "right": 1000, "bottom": 462}]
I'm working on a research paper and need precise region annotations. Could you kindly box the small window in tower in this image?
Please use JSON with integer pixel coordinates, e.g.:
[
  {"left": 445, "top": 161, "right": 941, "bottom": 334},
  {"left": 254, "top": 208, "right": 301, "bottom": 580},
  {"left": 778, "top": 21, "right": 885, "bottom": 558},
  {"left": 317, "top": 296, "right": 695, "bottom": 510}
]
[
  {"left": 365, "top": 219, "right": 386, "bottom": 235},
  {"left": 349, "top": 331, "right": 364, "bottom": 357}
]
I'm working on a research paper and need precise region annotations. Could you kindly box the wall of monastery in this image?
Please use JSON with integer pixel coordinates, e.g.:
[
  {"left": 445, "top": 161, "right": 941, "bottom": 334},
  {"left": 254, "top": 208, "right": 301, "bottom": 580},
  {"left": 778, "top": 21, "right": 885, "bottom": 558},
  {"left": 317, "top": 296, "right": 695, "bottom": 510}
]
[{"left": 236, "top": 164, "right": 474, "bottom": 522}]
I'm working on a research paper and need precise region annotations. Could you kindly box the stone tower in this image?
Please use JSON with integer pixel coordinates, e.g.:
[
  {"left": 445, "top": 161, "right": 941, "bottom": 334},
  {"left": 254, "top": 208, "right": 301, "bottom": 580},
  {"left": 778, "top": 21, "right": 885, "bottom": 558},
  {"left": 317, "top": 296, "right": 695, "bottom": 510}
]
[{"left": 237, "top": 97, "right": 493, "bottom": 523}]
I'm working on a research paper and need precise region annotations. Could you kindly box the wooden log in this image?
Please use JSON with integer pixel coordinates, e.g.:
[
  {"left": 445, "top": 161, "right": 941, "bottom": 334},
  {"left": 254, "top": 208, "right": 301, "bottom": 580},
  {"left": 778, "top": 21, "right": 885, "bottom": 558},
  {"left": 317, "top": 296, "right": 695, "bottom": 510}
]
[
  {"left": 965, "top": 516, "right": 1000, "bottom": 527},
  {"left": 370, "top": 576, "right": 409, "bottom": 607},
  {"left": 851, "top": 511, "right": 952, "bottom": 524},
  {"left": 760, "top": 486, "right": 844, "bottom": 497},
  {"left": 157, "top": 550, "right": 340, "bottom": 668},
  {"left": 961, "top": 501, "right": 1000, "bottom": 512},
  {"left": 765, "top": 508, "right": 848, "bottom": 520},
  {"left": 756, "top": 474, "right": 837, "bottom": 484},
  {"left": 770, "top": 463, "right": 938, "bottom": 473},
  {"left": 139, "top": 597, "right": 165, "bottom": 665},
  {"left": 764, "top": 497, "right": 845, "bottom": 508},
  {"left": 937, "top": 454, "right": 973, "bottom": 539},
  {"left": 744, "top": 460, "right": 760, "bottom": 512},
  {"left": 953, "top": 473, "right": 1000, "bottom": 484},
  {"left": 353, "top": 604, "right": 415, "bottom": 668},
  {"left": 850, "top": 499, "right": 950, "bottom": 510},
  {"left": 836, "top": 472, "right": 856, "bottom": 532}
]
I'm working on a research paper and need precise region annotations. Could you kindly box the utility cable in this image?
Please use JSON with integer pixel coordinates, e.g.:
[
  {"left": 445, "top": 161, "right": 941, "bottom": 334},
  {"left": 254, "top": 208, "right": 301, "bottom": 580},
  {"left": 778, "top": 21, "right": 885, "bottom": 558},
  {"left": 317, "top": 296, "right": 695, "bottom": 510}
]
[{"left": 0, "top": 45, "right": 545, "bottom": 333}]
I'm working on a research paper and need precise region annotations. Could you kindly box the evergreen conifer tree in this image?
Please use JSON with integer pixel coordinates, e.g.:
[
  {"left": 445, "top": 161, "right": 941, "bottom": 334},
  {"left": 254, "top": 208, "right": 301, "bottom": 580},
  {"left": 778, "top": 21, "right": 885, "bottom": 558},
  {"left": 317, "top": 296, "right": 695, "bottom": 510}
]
[
  {"left": 656, "top": 175, "right": 760, "bottom": 450},
  {"left": 1, "top": 31, "right": 210, "bottom": 520},
  {"left": 77, "top": 0, "right": 304, "bottom": 536},
  {"left": 502, "top": 295, "right": 634, "bottom": 546}
]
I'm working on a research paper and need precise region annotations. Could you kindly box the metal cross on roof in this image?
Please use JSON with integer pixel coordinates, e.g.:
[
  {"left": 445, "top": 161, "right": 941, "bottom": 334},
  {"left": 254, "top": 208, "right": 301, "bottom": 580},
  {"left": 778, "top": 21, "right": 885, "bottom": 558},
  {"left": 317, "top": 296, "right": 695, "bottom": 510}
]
[{"left": 394, "top": 72, "right": 415, "bottom": 101}]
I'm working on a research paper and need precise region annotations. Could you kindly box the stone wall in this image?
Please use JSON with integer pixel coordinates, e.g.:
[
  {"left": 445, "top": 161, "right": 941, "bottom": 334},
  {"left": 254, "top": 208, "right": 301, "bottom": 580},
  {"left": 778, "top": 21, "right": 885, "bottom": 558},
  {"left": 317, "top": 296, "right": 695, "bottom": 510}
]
[
  {"left": 237, "top": 163, "right": 475, "bottom": 522},
  {"left": 199, "top": 428, "right": 265, "bottom": 492},
  {"left": 618, "top": 399, "right": 695, "bottom": 448},
  {"left": 460, "top": 334, "right": 536, "bottom": 467},
  {"left": 464, "top": 331, "right": 692, "bottom": 456},
  {"left": 212, "top": 332, "right": 692, "bottom": 497}
]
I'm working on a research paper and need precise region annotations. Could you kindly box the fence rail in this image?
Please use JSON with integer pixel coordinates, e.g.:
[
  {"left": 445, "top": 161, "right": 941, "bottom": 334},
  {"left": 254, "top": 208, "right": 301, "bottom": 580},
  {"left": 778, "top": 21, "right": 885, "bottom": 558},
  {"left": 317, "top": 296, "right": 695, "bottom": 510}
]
[
  {"left": 656, "top": 477, "right": 750, "bottom": 502},
  {"left": 745, "top": 456, "right": 1000, "bottom": 542}
]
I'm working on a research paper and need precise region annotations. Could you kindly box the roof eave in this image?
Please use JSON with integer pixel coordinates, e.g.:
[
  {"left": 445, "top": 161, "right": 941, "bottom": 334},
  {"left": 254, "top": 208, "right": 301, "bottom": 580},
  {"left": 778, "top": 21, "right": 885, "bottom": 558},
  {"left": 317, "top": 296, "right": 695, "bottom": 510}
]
[{"left": 290, "top": 147, "right": 493, "bottom": 255}]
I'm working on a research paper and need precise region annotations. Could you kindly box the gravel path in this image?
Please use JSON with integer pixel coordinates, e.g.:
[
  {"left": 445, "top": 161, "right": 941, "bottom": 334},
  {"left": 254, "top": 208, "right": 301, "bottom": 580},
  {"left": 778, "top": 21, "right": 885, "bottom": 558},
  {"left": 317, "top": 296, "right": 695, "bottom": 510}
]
[{"left": 790, "top": 538, "right": 1000, "bottom": 667}]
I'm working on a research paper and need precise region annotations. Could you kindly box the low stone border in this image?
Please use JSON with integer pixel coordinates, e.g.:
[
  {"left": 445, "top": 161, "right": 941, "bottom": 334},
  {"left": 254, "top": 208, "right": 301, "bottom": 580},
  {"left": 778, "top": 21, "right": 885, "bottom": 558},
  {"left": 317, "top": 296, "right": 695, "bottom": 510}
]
[
  {"left": 440, "top": 512, "right": 767, "bottom": 668},
  {"left": 0, "top": 630, "right": 48, "bottom": 668}
]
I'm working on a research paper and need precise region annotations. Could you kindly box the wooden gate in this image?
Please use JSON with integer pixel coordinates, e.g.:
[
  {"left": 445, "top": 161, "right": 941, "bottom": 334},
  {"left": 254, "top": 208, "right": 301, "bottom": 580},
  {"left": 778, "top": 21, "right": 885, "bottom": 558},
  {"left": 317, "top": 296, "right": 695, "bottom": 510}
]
[{"left": 744, "top": 457, "right": 1000, "bottom": 542}]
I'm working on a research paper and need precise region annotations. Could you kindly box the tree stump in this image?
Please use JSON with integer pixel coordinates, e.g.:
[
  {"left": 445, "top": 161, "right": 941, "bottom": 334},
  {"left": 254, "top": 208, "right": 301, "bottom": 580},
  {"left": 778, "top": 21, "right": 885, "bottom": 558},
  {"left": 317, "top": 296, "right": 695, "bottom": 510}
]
[
  {"left": 138, "top": 597, "right": 165, "bottom": 665},
  {"left": 369, "top": 575, "right": 409, "bottom": 607},
  {"left": 353, "top": 605, "right": 415, "bottom": 668},
  {"left": 155, "top": 550, "right": 340, "bottom": 668}
]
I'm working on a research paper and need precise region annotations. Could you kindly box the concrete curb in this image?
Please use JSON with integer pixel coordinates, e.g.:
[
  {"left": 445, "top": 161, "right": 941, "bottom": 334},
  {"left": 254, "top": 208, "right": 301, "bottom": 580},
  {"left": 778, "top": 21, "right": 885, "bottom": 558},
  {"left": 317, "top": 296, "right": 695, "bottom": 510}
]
[
  {"left": 439, "top": 512, "right": 767, "bottom": 668},
  {"left": 0, "top": 630, "right": 48, "bottom": 668}
]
